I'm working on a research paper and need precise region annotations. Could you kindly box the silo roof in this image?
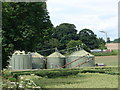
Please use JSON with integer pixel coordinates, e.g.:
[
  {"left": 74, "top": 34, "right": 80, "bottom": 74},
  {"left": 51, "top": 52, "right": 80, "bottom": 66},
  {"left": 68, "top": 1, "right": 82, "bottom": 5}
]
[
  {"left": 69, "top": 50, "right": 94, "bottom": 57},
  {"left": 31, "top": 52, "right": 44, "bottom": 58},
  {"left": 13, "top": 50, "right": 25, "bottom": 55},
  {"left": 48, "top": 52, "right": 65, "bottom": 57}
]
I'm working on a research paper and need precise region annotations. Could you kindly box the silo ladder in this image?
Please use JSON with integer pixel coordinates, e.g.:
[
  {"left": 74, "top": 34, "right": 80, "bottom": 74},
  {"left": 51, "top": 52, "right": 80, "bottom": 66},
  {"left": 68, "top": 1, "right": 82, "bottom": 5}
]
[
  {"left": 59, "top": 54, "right": 89, "bottom": 68},
  {"left": 73, "top": 58, "right": 93, "bottom": 68}
]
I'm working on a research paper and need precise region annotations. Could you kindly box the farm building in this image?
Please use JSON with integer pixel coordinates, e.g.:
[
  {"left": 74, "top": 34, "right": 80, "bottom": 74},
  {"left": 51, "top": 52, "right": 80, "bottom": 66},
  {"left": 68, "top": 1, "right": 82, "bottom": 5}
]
[
  {"left": 66, "top": 50, "right": 95, "bottom": 68},
  {"left": 31, "top": 52, "right": 45, "bottom": 69},
  {"left": 47, "top": 52, "right": 65, "bottom": 69},
  {"left": 8, "top": 49, "right": 95, "bottom": 70},
  {"left": 105, "top": 43, "right": 120, "bottom": 50},
  {"left": 11, "top": 51, "right": 32, "bottom": 70}
]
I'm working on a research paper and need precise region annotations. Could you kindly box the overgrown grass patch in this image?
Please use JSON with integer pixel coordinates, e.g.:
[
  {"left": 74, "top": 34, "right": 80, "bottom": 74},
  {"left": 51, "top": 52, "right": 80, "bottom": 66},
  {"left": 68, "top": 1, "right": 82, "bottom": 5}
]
[{"left": 32, "top": 73, "right": 118, "bottom": 88}]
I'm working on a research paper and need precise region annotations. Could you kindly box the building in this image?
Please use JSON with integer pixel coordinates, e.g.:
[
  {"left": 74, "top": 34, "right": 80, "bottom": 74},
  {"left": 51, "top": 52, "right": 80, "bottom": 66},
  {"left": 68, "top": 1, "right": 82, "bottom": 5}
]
[{"left": 105, "top": 43, "right": 120, "bottom": 50}]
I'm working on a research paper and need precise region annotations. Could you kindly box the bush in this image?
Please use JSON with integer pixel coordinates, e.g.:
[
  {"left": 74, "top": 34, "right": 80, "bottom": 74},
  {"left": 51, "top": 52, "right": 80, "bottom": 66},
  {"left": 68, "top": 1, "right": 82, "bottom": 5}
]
[
  {"left": 92, "top": 51, "right": 117, "bottom": 56},
  {"left": 8, "top": 78, "right": 16, "bottom": 82},
  {"left": 12, "top": 70, "right": 79, "bottom": 78}
]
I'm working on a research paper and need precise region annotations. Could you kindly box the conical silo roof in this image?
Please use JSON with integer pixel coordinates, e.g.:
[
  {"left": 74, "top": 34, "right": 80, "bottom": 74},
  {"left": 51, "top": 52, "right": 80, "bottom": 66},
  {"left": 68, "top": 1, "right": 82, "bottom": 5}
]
[
  {"left": 31, "top": 52, "right": 44, "bottom": 58},
  {"left": 48, "top": 52, "right": 65, "bottom": 57},
  {"left": 69, "top": 50, "right": 94, "bottom": 57}
]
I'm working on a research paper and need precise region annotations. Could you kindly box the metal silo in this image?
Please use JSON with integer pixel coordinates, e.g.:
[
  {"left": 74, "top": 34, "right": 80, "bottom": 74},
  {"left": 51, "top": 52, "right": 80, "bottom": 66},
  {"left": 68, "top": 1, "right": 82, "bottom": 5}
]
[
  {"left": 31, "top": 52, "right": 45, "bottom": 69},
  {"left": 66, "top": 50, "right": 95, "bottom": 68},
  {"left": 47, "top": 52, "right": 65, "bottom": 69},
  {"left": 11, "top": 51, "right": 32, "bottom": 70}
]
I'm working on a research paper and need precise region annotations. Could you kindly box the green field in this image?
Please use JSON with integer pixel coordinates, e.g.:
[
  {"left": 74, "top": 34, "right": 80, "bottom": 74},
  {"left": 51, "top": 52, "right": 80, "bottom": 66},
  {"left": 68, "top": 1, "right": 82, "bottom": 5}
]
[
  {"left": 2, "top": 66, "right": 119, "bottom": 88},
  {"left": 95, "top": 55, "right": 118, "bottom": 66},
  {"left": 33, "top": 73, "right": 118, "bottom": 88}
]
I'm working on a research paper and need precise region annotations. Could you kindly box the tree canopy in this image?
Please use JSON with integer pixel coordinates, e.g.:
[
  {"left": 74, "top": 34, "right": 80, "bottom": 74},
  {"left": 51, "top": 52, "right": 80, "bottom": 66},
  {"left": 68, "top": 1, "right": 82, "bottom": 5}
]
[
  {"left": 52, "top": 23, "right": 78, "bottom": 49},
  {"left": 2, "top": 3, "right": 107, "bottom": 69},
  {"left": 2, "top": 2, "right": 53, "bottom": 68},
  {"left": 111, "top": 38, "right": 120, "bottom": 43},
  {"left": 78, "top": 29, "right": 99, "bottom": 49}
]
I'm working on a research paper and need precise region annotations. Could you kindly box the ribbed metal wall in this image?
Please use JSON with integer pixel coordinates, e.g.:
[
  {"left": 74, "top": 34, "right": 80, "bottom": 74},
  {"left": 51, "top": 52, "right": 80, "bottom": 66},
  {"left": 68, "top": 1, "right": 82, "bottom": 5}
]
[
  {"left": 47, "top": 52, "right": 65, "bottom": 69},
  {"left": 31, "top": 52, "right": 45, "bottom": 69},
  {"left": 66, "top": 50, "right": 95, "bottom": 68},
  {"left": 11, "top": 51, "right": 32, "bottom": 70}
]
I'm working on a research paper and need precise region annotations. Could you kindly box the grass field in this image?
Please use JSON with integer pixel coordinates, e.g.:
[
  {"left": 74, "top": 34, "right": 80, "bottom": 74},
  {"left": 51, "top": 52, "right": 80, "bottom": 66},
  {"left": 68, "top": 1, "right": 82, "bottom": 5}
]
[
  {"left": 95, "top": 55, "right": 118, "bottom": 66},
  {"left": 2, "top": 66, "right": 119, "bottom": 88},
  {"left": 33, "top": 73, "right": 118, "bottom": 88}
]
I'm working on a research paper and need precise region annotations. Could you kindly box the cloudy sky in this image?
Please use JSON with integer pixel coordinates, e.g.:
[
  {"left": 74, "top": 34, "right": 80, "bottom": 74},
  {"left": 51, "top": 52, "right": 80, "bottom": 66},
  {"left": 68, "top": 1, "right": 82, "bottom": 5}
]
[{"left": 46, "top": 0, "right": 119, "bottom": 41}]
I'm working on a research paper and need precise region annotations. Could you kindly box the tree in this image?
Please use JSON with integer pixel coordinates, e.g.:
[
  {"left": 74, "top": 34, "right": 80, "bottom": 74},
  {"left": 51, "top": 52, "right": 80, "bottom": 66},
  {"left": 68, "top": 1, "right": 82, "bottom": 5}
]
[
  {"left": 107, "top": 37, "right": 110, "bottom": 43},
  {"left": 2, "top": 2, "right": 53, "bottom": 68},
  {"left": 40, "top": 38, "right": 61, "bottom": 56},
  {"left": 66, "top": 40, "right": 90, "bottom": 52},
  {"left": 98, "top": 38, "right": 107, "bottom": 50},
  {"left": 52, "top": 23, "right": 78, "bottom": 49},
  {"left": 112, "top": 38, "right": 120, "bottom": 43},
  {"left": 78, "top": 29, "right": 99, "bottom": 49}
]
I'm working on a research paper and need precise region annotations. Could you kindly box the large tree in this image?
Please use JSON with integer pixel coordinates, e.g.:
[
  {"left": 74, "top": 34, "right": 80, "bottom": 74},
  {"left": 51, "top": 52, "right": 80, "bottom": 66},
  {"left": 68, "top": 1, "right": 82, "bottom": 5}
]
[
  {"left": 98, "top": 38, "right": 106, "bottom": 50},
  {"left": 52, "top": 23, "right": 78, "bottom": 49},
  {"left": 66, "top": 40, "right": 90, "bottom": 52},
  {"left": 2, "top": 2, "right": 53, "bottom": 68},
  {"left": 78, "top": 29, "right": 99, "bottom": 49}
]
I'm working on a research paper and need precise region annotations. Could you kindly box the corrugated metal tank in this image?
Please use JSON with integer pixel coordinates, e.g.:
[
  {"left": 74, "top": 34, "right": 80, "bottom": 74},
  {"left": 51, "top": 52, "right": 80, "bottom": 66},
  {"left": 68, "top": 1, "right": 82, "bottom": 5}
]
[
  {"left": 66, "top": 50, "right": 95, "bottom": 68},
  {"left": 31, "top": 52, "right": 45, "bottom": 69},
  {"left": 47, "top": 52, "right": 65, "bottom": 69},
  {"left": 11, "top": 51, "right": 32, "bottom": 70}
]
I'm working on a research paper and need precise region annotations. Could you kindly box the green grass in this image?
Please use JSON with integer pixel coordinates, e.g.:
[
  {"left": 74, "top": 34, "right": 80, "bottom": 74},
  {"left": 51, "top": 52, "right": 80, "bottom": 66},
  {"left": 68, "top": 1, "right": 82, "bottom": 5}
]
[
  {"left": 95, "top": 55, "right": 118, "bottom": 66},
  {"left": 32, "top": 73, "right": 118, "bottom": 88},
  {"left": 3, "top": 66, "right": 119, "bottom": 88},
  {"left": 32, "top": 66, "right": 119, "bottom": 88}
]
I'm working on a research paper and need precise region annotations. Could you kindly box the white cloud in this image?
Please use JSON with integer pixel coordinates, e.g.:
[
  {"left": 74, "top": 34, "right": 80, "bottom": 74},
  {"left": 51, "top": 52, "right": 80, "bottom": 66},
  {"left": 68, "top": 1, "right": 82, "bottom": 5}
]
[{"left": 46, "top": 0, "right": 119, "bottom": 40}]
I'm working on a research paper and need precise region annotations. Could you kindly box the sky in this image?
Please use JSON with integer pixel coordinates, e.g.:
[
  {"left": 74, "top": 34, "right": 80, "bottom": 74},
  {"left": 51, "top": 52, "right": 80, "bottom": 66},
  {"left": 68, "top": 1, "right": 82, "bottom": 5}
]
[{"left": 46, "top": 0, "right": 119, "bottom": 41}]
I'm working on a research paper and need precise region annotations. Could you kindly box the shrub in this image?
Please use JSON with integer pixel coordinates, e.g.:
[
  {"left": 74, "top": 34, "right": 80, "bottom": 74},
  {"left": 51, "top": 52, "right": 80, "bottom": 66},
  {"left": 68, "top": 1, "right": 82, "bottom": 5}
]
[
  {"left": 8, "top": 78, "right": 16, "bottom": 82},
  {"left": 12, "top": 70, "right": 79, "bottom": 78}
]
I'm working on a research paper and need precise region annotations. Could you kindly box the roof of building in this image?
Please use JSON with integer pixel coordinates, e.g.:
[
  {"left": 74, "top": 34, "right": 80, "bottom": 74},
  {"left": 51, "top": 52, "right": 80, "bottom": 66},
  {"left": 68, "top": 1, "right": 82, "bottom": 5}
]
[
  {"left": 105, "top": 43, "right": 120, "bottom": 50},
  {"left": 48, "top": 52, "right": 65, "bottom": 57},
  {"left": 31, "top": 52, "right": 44, "bottom": 58},
  {"left": 69, "top": 50, "right": 94, "bottom": 57}
]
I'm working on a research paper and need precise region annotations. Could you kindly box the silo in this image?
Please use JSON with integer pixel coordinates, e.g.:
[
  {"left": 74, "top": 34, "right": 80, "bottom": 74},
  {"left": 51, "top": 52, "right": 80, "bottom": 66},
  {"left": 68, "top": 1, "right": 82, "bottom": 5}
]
[
  {"left": 11, "top": 51, "right": 32, "bottom": 70},
  {"left": 66, "top": 50, "right": 95, "bottom": 68},
  {"left": 47, "top": 52, "right": 65, "bottom": 69},
  {"left": 31, "top": 52, "right": 45, "bottom": 69}
]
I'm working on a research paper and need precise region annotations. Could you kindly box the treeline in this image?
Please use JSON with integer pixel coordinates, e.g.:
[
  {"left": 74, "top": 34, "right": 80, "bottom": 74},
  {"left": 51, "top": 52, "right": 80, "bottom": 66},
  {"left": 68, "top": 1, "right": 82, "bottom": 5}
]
[
  {"left": 110, "top": 38, "right": 120, "bottom": 43},
  {"left": 2, "top": 2, "right": 106, "bottom": 68}
]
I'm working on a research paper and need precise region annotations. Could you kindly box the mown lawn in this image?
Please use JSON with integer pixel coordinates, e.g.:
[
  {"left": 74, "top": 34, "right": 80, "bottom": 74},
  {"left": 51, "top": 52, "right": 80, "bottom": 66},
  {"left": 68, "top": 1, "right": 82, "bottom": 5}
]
[
  {"left": 95, "top": 55, "right": 118, "bottom": 66},
  {"left": 33, "top": 73, "right": 118, "bottom": 88}
]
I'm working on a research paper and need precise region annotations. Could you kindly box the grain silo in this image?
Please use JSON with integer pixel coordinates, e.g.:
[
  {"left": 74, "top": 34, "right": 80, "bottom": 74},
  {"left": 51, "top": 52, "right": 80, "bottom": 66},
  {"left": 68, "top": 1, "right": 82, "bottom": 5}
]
[
  {"left": 47, "top": 52, "right": 65, "bottom": 69},
  {"left": 66, "top": 50, "right": 95, "bottom": 68},
  {"left": 11, "top": 51, "right": 32, "bottom": 70},
  {"left": 31, "top": 52, "right": 45, "bottom": 69}
]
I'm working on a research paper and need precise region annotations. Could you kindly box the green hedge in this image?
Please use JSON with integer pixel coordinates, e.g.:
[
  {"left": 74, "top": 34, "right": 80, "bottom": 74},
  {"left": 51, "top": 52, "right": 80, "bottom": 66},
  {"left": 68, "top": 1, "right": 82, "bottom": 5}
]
[
  {"left": 9, "top": 66, "right": 119, "bottom": 79},
  {"left": 92, "top": 50, "right": 118, "bottom": 56},
  {"left": 12, "top": 70, "right": 79, "bottom": 78}
]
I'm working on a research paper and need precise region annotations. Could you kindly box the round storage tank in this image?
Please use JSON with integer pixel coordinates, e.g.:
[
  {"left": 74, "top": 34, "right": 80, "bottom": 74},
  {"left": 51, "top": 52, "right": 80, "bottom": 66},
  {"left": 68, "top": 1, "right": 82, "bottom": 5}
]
[
  {"left": 31, "top": 52, "right": 45, "bottom": 69},
  {"left": 47, "top": 52, "right": 65, "bottom": 69},
  {"left": 66, "top": 50, "right": 95, "bottom": 68},
  {"left": 11, "top": 51, "right": 32, "bottom": 70}
]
